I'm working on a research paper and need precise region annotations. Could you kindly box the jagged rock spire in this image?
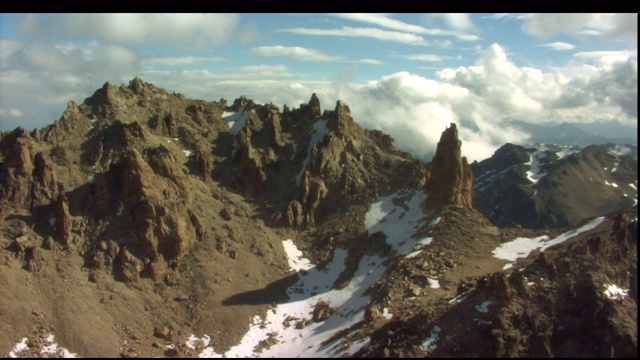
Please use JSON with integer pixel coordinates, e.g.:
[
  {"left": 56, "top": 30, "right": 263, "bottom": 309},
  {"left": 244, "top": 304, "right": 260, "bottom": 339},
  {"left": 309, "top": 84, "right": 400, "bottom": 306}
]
[{"left": 424, "top": 123, "right": 473, "bottom": 209}]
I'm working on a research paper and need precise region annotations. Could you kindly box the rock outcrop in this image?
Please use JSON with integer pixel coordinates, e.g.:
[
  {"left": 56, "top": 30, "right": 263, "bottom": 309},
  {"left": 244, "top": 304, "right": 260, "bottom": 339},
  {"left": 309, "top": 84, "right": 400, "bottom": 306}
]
[
  {"left": 233, "top": 126, "right": 268, "bottom": 198},
  {"left": 424, "top": 123, "right": 473, "bottom": 209}
]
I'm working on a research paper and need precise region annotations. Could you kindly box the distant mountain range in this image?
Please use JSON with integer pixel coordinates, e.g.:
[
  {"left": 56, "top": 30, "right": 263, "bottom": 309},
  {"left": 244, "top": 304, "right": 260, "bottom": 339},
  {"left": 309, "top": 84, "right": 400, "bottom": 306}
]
[
  {"left": 471, "top": 142, "right": 638, "bottom": 229},
  {"left": 508, "top": 119, "right": 637, "bottom": 148}
]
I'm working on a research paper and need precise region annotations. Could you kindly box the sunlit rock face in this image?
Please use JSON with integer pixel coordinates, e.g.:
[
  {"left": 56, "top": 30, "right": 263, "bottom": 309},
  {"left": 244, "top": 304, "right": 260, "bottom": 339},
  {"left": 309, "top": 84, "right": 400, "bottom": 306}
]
[{"left": 424, "top": 123, "right": 473, "bottom": 210}]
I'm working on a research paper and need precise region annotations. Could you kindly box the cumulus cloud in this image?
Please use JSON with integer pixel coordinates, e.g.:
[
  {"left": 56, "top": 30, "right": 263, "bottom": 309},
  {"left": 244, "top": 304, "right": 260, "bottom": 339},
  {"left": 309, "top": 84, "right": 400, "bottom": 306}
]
[
  {"left": 277, "top": 26, "right": 451, "bottom": 47},
  {"left": 322, "top": 43, "right": 637, "bottom": 162},
  {"left": 1, "top": 37, "right": 636, "bottom": 164},
  {"left": 248, "top": 45, "right": 343, "bottom": 62},
  {"left": 573, "top": 50, "right": 637, "bottom": 69},
  {"left": 327, "top": 71, "right": 531, "bottom": 162},
  {"left": 0, "top": 39, "right": 139, "bottom": 130},
  {"left": 16, "top": 13, "right": 240, "bottom": 50},
  {"left": 587, "top": 60, "right": 638, "bottom": 118}
]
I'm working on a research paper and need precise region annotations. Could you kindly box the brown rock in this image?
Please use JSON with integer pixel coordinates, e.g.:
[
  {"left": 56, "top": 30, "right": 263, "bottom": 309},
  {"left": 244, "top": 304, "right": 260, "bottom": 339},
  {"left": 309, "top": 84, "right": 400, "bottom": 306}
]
[
  {"left": 153, "top": 326, "right": 171, "bottom": 339},
  {"left": 312, "top": 300, "right": 335, "bottom": 322},
  {"left": 149, "top": 255, "right": 168, "bottom": 282},
  {"left": 301, "top": 172, "right": 328, "bottom": 227},
  {"left": 424, "top": 123, "right": 473, "bottom": 209},
  {"left": 29, "top": 152, "right": 59, "bottom": 212},
  {"left": 233, "top": 126, "right": 267, "bottom": 198},
  {"left": 53, "top": 184, "right": 72, "bottom": 249}
]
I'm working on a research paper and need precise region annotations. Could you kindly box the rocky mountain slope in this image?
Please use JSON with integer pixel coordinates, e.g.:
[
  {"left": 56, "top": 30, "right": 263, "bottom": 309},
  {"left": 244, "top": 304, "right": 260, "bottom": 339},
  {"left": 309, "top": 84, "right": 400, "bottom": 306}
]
[
  {"left": 471, "top": 143, "right": 637, "bottom": 229},
  {"left": 0, "top": 78, "right": 636, "bottom": 358}
]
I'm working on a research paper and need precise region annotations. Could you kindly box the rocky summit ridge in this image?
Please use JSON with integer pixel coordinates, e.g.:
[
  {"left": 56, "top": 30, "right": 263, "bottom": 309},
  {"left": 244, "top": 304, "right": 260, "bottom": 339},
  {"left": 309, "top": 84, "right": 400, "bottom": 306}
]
[{"left": 0, "top": 78, "right": 636, "bottom": 358}]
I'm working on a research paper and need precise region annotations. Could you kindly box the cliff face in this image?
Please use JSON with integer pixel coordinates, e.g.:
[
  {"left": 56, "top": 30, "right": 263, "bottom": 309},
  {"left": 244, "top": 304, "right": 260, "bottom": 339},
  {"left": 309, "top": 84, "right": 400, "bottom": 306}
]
[{"left": 424, "top": 123, "right": 473, "bottom": 210}]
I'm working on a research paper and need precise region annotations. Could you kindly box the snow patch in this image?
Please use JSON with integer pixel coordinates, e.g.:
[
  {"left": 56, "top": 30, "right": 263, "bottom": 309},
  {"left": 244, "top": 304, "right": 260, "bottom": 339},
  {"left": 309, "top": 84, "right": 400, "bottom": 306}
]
[
  {"left": 224, "top": 105, "right": 251, "bottom": 135},
  {"left": 604, "top": 284, "right": 630, "bottom": 300},
  {"left": 38, "top": 334, "right": 77, "bottom": 358},
  {"left": 365, "top": 190, "right": 430, "bottom": 255},
  {"left": 405, "top": 250, "right": 422, "bottom": 258},
  {"left": 186, "top": 334, "right": 211, "bottom": 350},
  {"left": 183, "top": 150, "right": 192, "bottom": 157},
  {"left": 428, "top": 278, "right": 440, "bottom": 289},
  {"left": 117, "top": 201, "right": 124, "bottom": 217},
  {"left": 382, "top": 307, "right": 393, "bottom": 319},
  {"left": 49, "top": 217, "right": 56, "bottom": 227},
  {"left": 448, "top": 293, "right": 468, "bottom": 304},
  {"left": 475, "top": 300, "right": 492, "bottom": 313},
  {"left": 493, "top": 216, "right": 606, "bottom": 265},
  {"left": 525, "top": 150, "right": 547, "bottom": 184},
  {"left": 611, "top": 163, "right": 619, "bottom": 173},
  {"left": 8, "top": 338, "right": 29, "bottom": 358},
  {"left": 420, "top": 325, "right": 441, "bottom": 352},
  {"left": 604, "top": 180, "right": 618, "bottom": 188},
  {"left": 282, "top": 239, "right": 313, "bottom": 271},
  {"left": 416, "top": 237, "right": 433, "bottom": 246},
  {"left": 197, "top": 190, "right": 432, "bottom": 357}
]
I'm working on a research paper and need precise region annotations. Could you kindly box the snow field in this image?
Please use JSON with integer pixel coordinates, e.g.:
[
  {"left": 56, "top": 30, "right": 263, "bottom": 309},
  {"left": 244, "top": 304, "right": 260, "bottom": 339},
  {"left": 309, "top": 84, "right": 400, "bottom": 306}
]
[{"left": 196, "top": 189, "right": 439, "bottom": 357}]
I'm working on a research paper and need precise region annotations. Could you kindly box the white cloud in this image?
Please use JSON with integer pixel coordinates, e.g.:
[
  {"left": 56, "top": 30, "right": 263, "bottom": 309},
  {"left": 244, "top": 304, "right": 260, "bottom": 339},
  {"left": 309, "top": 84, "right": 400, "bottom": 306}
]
[
  {"left": 277, "top": 26, "right": 447, "bottom": 47},
  {"left": 540, "top": 42, "right": 575, "bottom": 51},
  {"left": 482, "top": 13, "right": 529, "bottom": 21},
  {"left": 425, "top": 14, "right": 478, "bottom": 33},
  {"left": 0, "top": 37, "right": 22, "bottom": 66},
  {"left": 400, "top": 54, "right": 444, "bottom": 62},
  {"left": 248, "top": 45, "right": 343, "bottom": 62},
  {"left": 1, "top": 35, "right": 636, "bottom": 165},
  {"left": 0, "top": 39, "right": 139, "bottom": 130},
  {"left": 333, "top": 13, "right": 480, "bottom": 41},
  {"left": 226, "top": 64, "right": 293, "bottom": 77},
  {"left": 16, "top": 13, "right": 240, "bottom": 50},
  {"left": 522, "top": 13, "right": 638, "bottom": 44},
  {"left": 142, "top": 56, "right": 227, "bottom": 66},
  {"left": 357, "top": 59, "right": 383, "bottom": 65},
  {"left": 0, "top": 107, "right": 24, "bottom": 118}
]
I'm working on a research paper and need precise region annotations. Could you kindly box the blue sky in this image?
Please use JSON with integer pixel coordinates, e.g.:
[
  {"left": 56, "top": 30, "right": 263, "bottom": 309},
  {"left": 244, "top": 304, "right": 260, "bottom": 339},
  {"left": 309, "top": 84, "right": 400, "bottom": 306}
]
[{"left": 0, "top": 13, "right": 637, "bottom": 161}]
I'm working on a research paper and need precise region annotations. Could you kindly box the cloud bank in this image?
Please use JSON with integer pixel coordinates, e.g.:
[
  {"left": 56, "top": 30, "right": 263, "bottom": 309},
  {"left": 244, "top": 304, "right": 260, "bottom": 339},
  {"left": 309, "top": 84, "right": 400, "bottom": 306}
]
[
  {"left": 16, "top": 13, "right": 241, "bottom": 50},
  {"left": 0, "top": 35, "right": 636, "bottom": 164}
]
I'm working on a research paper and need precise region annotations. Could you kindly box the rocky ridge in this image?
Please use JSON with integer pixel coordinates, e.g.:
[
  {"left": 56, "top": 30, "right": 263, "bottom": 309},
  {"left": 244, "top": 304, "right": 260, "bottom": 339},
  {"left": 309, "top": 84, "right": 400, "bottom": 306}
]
[{"left": 0, "top": 78, "right": 636, "bottom": 358}]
